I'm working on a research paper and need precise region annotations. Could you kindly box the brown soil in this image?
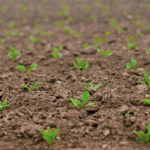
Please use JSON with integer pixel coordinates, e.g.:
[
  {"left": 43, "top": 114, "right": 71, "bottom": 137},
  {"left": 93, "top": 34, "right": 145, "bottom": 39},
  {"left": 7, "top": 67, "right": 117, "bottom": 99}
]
[{"left": 0, "top": 0, "right": 150, "bottom": 149}]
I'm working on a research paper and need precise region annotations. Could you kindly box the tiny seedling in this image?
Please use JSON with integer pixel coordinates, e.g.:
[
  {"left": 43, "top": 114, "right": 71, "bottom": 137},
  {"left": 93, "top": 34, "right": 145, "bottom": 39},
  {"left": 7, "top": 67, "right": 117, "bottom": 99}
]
[
  {"left": 16, "top": 63, "right": 38, "bottom": 73},
  {"left": 126, "top": 57, "right": 137, "bottom": 70},
  {"left": 97, "top": 49, "right": 112, "bottom": 57},
  {"left": 138, "top": 72, "right": 150, "bottom": 87},
  {"left": 0, "top": 99, "right": 10, "bottom": 110},
  {"left": 94, "top": 36, "right": 105, "bottom": 43},
  {"left": 146, "top": 25, "right": 150, "bottom": 30},
  {"left": 85, "top": 83, "right": 102, "bottom": 90},
  {"left": 83, "top": 44, "right": 89, "bottom": 49},
  {"left": 8, "top": 22, "right": 16, "bottom": 28},
  {"left": 0, "top": 39, "right": 5, "bottom": 44},
  {"left": 29, "top": 36, "right": 40, "bottom": 43},
  {"left": 117, "top": 26, "right": 125, "bottom": 33},
  {"left": 105, "top": 31, "right": 111, "bottom": 36},
  {"left": 73, "top": 57, "right": 89, "bottom": 71},
  {"left": 28, "top": 46, "right": 33, "bottom": 50},
  {"left": 55, "top": 21, "right": 64, "bottom": 29},
  {"left": 41, "top": 126, "right": 59, "bottom": 145},
  {"left": 22, "top": 82, "right": 41, "bottom": 92},
  {"left": 8, "top": 46, "right": 19, "bottom": 60},
  {"left": 136, "top": 30, "right": 143, "bottom": 36},
  {"left": 90, "top": 15, "right": 96, "bottom": 21},
  {"left": 147, "top": 49, "right": 150, "bottom": 55},
  {"left": 52, "top": 46, "right": 62, "bottom": 58},
  {"left": 65, "top": 27, "right": 81, "bottom": 36},
  {"left": 134, "top": 124, "right": 150, "bottom": 143},
  {"left": 109, "top": 18, "right": 118, "bottom": 27},
  {"left": 70, "top": 91, "right": 94, "bottom": 109}
]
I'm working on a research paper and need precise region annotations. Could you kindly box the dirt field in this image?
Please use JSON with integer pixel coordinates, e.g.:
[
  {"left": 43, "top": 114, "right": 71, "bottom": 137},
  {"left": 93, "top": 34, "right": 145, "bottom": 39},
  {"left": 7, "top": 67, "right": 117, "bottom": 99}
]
[{"left": 0, "top": 0, "right": 150, "bottom": 149}]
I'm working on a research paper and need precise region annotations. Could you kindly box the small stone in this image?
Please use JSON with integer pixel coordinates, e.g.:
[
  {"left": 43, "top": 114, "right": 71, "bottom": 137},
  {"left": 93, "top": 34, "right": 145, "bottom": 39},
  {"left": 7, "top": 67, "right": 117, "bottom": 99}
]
[
  {"left": 103, "top": 129, "right": 110, "bottom": 136},
  {"left": 102, "top": 144, "right": 108, "bottom": 149},
  {"left": 122, "top": 72, "right": 130, "bottom": 77},
  {"left": 145, "top": 95, "right": 150, "bottom": 99},
  {"left": 86, "top": 105, "right": 100, "bottom": 112},
  {"left": 119, "top": 105, "right": 129, "bottom": 114}
]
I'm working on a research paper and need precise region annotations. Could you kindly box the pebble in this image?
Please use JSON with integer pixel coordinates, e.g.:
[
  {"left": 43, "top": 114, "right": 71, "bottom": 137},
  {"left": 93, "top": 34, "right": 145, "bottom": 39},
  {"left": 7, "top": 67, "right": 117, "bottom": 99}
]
[{"left": 119, "top": 105, "right": 129, "bottom": 114}]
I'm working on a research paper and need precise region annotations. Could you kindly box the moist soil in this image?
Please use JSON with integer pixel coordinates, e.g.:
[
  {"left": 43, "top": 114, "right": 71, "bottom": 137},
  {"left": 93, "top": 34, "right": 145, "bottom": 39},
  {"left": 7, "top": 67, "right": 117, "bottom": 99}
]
[{"left": 0, "top": 0, "right": 150, "bottom": 149}]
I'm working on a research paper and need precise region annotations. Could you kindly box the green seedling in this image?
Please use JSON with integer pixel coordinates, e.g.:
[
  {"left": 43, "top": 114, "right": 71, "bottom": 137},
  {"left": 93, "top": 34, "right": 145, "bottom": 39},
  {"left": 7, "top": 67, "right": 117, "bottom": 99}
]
[
  {"left": 136, "top": 30, "right": 143, "bottom": 36},
  {"left": 126, "top": 57, "right": 137, "bottom": 70},
  {"left": 59, "top": 5, "right": 70, "bottom": 16},
  {"left": 94, "top": 44, "right": 99, "bottom": 48},
  {"left": 117, "top": 26, "right": 125, "bottom": 33},
  {"left": 43, "top": 16, "right": 49, "bottom": 22},
  {"left": 90, "top": 15, "right": 96, "bottom": 21},
  {"left": 28, "top": 46, "right": 33, "bottom": 50},
  {"left": 67, "top": 17, "right": 73, "bottom": 22},
  {"left": 7, "top": 30, "right": 24, "bottom": 36},
  {"left": 2, "top": 5, "right": 9, "bottom": 13},
  {"left": 105, "top": 31, "right": 111, "bottom": 36},
  {"left": 138, "top": 72, "right": 150, "bottom": 87},
  {"left": 147, "top": 49, "right": 150, "bottom": 54},
  {"left": 129, "top": 36, "right": 134, "bottom": 43},
  {"left": 29, "top": 36, "right": 40, "bottom": 43},
  {"left": 22, "top": 82, "right": 41, "bottom": 92},
  {"left": 0, "top": 99, "right": 10, "bottom": 110},
  {"left": 41, "top": 126, "right": 59, "bottom": 145},
  {"left": 43, "top": 31, "right": 52, "bottom": 36},
  {"left": 100, "top": 5, "right": 107, "bottom": 11},
  {"left": 85, "top": 83, "right": 102, "bottom": 90},
  {"left": 8, "top": 22, "right": 16, "bottom": 29},
  {"left": 35, "top": 28, "right": 41, "bottom": 35},
  {"left": 134, "top": 124, "right": 150, "bottom": 143},
  {"left": 109, "top": 18, "right": 118, "bottom": 27},
  {"left": 83, "top": 44, "right": 89, "bottom": 49},
  {"left": 0, "top": 39, "right": 5, "bottom": 44},
  {"left": 16, "top": 63, "right": 37, "bottom": 73},
  {"left": 73, "top": 57, "right": 89, "bottom": 71},
  {"left": 142, "top": 99, "right": 150, "bottom": 105},
  {"left": 65, "top": 27, "right": 81, "bottom": 36},
  {"left": 52, "top": 46, "right": 62, "bottom": 58},
  {"left": 94, "top": 36, "right": 105, "bottom": 43},
  {"left": 21, "top": 5, "right": 27, "bottom": 12},
  {"left": 8, "top": 46, "right": 19, "bottom": 60},
  {"left": 55, "top": 21, "right": 64, "bottom": 29},
  {"left": 70, "top": 91, "right": 94, "bottom": 109},
  {"left": 97, "top": 49, "right": 112, "bottom": 57},
  {"left": 146, "top": 25, "right": 150, "bottom": 30},
  {"left": 85, "top": 6, "right": 93, "bottom": 11},
  {"left": 15, "top": 13, "right": 20, "bottom": 18}
]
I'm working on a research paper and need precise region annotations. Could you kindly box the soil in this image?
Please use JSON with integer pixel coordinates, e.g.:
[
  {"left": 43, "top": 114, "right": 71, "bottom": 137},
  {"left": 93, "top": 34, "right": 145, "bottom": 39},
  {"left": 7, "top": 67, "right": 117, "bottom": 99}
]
[{"left": 0, "top": 0, "right": 150, "bottom": 149}]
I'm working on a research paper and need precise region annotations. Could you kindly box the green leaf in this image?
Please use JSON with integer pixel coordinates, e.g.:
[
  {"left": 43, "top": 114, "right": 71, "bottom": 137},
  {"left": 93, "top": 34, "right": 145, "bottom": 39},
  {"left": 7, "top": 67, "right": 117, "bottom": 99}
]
[
  {"left": 16, "top": 65, "right": 26, "bottom": 72},
  {"left": 70, "top": 97, "right": 81, "bottom": 108},
  {"left": 82, "top": 91, "right": 89, "bottom": 105},
  {"left": 3, "top": 99, "right": 7, "bottom": 108},
  {"left": 142, "top": 99, "right": 150, "bottom": 105},
  {"left": 144, "top": 72, "right": 150, "bottom": 86},
  {"left": 85, "top": 83, "right": 93, "bottom": 89},
  {"left": 22, "top": 85, "right": 32, "bottom": 92},
  {"left": 51, "top": 128, "right": 59, "bottom": 142},
  {"left": 30, "top": 63, "right": 38, "bottom": 71},
  {"left": 138, "top": 80, "right": 147, "bottom": 86},
  {"left": 77, "top": 57, "right": 83, "bottom": 66},
  {"left": 33, "top": 82, "right": 41, "bottom": 91},
  {"left": 126, "top": 63, "right": 131, "bottom": 69},
  {"left": 83, "top": 61, "right": 89, "bottom": 70},
  {"left": 73, "top": 62, "right": 79, "bottom": 70},
  {"left": 94, "top": 83, "right": 102, "bottom": 89},
  {"left": 106, "top": 50, "right": 112, "bottom": 56},
  {"left": 84, "top": 102, "right": 95, "bottom": 108}
]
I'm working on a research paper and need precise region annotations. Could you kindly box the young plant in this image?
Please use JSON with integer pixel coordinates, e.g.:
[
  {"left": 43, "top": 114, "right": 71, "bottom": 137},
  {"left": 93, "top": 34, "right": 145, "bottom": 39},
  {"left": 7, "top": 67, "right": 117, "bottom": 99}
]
[
  {"left": 147, "top": 49, "right": 150, "bottom": 55},
  {"left": 85, "top": 83, "right": 102, "bottom": 90},
  {"left": 117, "top": 26, "right": 125, "bottom": 33},
  {"left": 55, "top": 21, "right": 64, "bottom": 29},
  {"left": 8, "top": 22, "right": 16, "bottom": 28},
  {"left": 138, "top": 72, "right": 150, "bottom": 87},
  {"left": 0, "top": 99, "right": 10, "bottom": 110},
  {"left": 134, "top": 124, "right": 150, "bottom": 143},
  {"left": 73, "top": 57, "right": 89, "bottom": 71},
  {"left": 70, "top": 91, "right": 94, "bottom": 109},
  {"left": 83, "top": 44, "right": 89, "bottom": 49},
  {"left": 29, "top": 36, "right": 40, "bottom": 43},
  {"left": 41, "top": 126, "right": 59, "bottom": 145},
  {"left": 52, "top": 46, "right": 62, "bottom": 58},
  {"left": 126, "top": 57, "right": 137, "bottom": 70},
  {"left": 94, "top": 36, "right": 105, "bottom": 43},
  {"left": 65, "top": 27, "right": 81, "bottom": 36},
  {"left": 90, "top": 15, "right": 96, "bottom": 21},
  {"left": 8, "top": 46, "right": 19, "bottom": 60},
  {"left": 109, "top": 18, "right": 118, "bottom": 27},
  {"left": 97, "top": 49, "right": 112, "bottom": 57},
  {"left": 105, "top": 31, "right": 111, "bottom": 36},
  {"left": 16, "top": 63, "right": 38, "bottom": 73},
  {"left": 28, "top": 46, "right": 33, "bottom": 50},
  {"left": 22, "top": 82, "right": 41, "bottom": 92},
  {"left": 0, "top": 39, "right": 5, "bottom": 44}
]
